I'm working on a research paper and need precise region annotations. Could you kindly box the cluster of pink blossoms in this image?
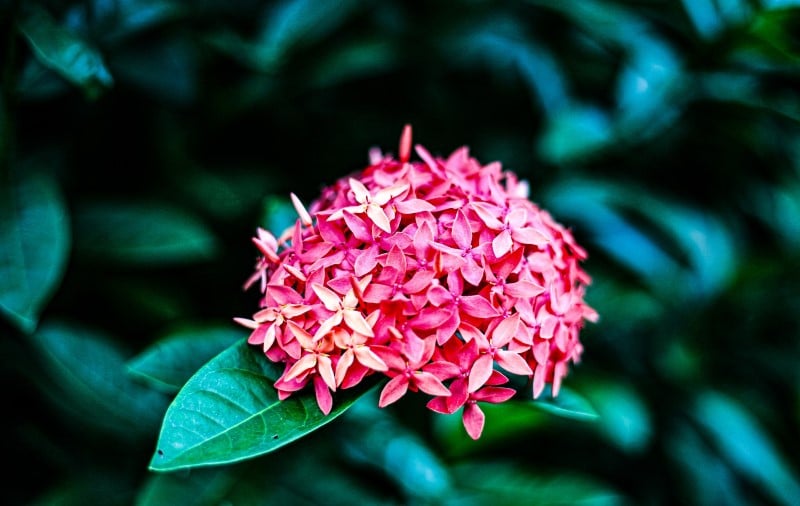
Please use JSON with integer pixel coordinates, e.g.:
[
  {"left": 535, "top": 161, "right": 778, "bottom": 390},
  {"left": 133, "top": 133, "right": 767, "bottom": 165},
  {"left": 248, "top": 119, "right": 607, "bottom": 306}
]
[{"left": 236, "top": 126, "right": 597, "bottom": 439}]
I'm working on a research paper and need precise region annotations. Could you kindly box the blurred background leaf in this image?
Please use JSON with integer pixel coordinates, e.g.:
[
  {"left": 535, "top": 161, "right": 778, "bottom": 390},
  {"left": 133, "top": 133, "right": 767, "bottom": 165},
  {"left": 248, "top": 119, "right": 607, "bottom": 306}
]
[{"left": 0, "top": 166, "right": 70, "bottom": 333}]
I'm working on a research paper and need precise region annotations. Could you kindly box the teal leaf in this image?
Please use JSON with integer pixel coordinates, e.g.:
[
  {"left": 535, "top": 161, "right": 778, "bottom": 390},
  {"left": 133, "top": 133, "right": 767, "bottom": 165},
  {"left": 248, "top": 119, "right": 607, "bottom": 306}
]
[
  {"left": 694, "top": 391, "right": 800, "bottom": 506},
  {"left": 31, "top": 322, "right": 169, "bottom": 439},
  {"left": 17, "top": 4, "right": 113, "bottom": 98},
  {"left": 149, "top": 339, "right": 378, "bottom": 471},
  {"left": 74, "top": 202, "right": 218, "bottom": 265},
  {"left": 531, "top": 385, "right": 600, "bottom": 422},
  {"left": 128, "top": 325, "right": 243, "bottom": 393},
  {"left": 0, "top": 169, "right": 70, "bottom": 333}
]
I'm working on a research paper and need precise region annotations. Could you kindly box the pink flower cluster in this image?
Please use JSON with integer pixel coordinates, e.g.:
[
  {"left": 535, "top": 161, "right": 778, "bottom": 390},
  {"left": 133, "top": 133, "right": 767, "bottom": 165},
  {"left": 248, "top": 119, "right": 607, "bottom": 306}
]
[{"left": 236, "top": 126, "right": 597, "bottom": 439}]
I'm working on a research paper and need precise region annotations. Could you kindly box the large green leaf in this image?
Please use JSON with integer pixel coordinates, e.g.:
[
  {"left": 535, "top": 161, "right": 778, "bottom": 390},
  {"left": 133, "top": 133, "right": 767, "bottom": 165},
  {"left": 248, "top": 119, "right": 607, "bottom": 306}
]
[
  {"left": 74, "top": 202, "right": 218, "bottom": 265},
  {"left": 149, "top": 339, "right": 378, "bottom": 471},
  {"left": 30, "top": 322, "right": 169, "bottom": 438},
  {"left": 0, "top": 169, "right": 70, "bottom": 333},
  {"left": 128, "top": 325, "right": 243, "bottom": 393},
  {"left": 17, "top": 4, "right": 113, "bottom": 98}
]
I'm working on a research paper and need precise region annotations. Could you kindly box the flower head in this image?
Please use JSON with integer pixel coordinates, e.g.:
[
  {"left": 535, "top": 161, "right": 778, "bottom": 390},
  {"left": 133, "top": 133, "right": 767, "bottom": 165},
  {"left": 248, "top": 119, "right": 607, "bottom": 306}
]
[{"left": 237, "top": 126, "right": 597, "bottom": 439}]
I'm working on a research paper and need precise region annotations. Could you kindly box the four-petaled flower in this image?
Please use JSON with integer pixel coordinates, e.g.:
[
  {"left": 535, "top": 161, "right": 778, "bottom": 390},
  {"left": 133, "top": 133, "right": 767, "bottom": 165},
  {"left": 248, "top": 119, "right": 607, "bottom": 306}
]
[{"left": 237, "top": 125, "right": 597, "bottom": 439}]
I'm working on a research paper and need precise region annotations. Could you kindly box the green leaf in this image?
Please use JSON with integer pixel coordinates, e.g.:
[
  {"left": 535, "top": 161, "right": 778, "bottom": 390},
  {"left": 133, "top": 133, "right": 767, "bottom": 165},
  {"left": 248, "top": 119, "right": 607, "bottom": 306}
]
[
  {"left": 128, "top": 325, "right": 243, "bottom": 393},
  {"left": 0, "top": 169, "right": 70, "bottom": 333},
  {"left": 530, "top": 385, "right": 600, "bottom": 422},
  {"left": 74, "top": 202, "right": 218, "bottom": 265},
  {"left": 17, "top": 4, "right": 113, "bottom": 98},
  {"left": 31, "top": 322, "right": 169, "bottom": 439},
  {"left": 149, "top": 339, "right": 378, "bottom": 471}
]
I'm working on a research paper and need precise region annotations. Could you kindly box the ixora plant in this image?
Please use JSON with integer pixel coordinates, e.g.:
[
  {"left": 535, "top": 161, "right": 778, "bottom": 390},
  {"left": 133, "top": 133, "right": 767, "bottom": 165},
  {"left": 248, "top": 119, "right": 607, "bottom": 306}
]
[{"left": 149, "top": 126, "right": 597, "bottom": 471}]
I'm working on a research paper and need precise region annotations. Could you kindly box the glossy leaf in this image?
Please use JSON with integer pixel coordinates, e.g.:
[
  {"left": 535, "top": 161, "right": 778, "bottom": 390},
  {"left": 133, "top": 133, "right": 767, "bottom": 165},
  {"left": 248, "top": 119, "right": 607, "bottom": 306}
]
[
  {"left": 31, "top": 321, "right": 169, "bottom": 438},
  {"left": 0, "top": 169, "right": 70, "bottom": 333},
  {"left": 149, "top": 339, "right": 378, "bottom": 471},
  {"left": 74, "top": 202, "right": 218, "bottom": 265},
  {"left": 18, "top": 4, "right": 113, "bottom": 98},
  {"left": 128, "top": 325, "right": 244, "bottom": 393}
]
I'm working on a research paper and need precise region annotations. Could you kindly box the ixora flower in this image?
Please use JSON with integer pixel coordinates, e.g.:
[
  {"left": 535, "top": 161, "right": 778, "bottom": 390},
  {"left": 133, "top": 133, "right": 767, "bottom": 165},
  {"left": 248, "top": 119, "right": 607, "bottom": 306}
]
[{"left": 236, "top": 126, "right": 598, "bottom": 439}]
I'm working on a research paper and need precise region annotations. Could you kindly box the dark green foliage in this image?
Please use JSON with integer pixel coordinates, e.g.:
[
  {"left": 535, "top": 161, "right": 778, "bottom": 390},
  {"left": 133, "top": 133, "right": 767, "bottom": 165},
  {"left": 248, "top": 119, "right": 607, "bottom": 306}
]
[{"left": 2, "top": 0, "right": 799, "bottom": 505}]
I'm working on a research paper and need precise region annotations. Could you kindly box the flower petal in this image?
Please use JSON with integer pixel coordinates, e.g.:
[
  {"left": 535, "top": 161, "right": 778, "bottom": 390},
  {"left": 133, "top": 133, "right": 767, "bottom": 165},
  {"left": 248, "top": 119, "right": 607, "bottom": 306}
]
[
  {"left": 354, "top": 244, "right": 380, "bottom": 277},
  {"left": 285, "top": 353, "right": 317, "bottom": 381},
  {"left": 460, "top": 295, "right": 498, "bottom": 318},
  {"left": 462, "top": 403, "right": 486, "bottom": 440},
  {"left": 491, "top": 313, "right": 520, "bottom": 346},
  {"left": 290, "top": 193, "right": 313, "bottom": 227},
  {"left": 505, "top": 280, "right": 545, "bottom": 298},
  {"left": 312, "top": 283, "right": 342, "bottom": 312},
  {"left": 349, "top": 178, "right": 371, "bottom": 204},
  {"left": 354, "top": 345, "right": 388, "bottom": 371},
  {"left": 471, "top": 386, "right": 516, "bottom": 403},
  {"left": 314, "top": 375, "right": 333, "bottom": 415},
  {"left": 343, "top": 309, "right": 374, "bottom": 337},
  {"left": 317, "top": 355, "right": 336, "bottom": 391},
  {"left": 471, "top": 202, "right": 504, "bottom": 229},
  {"left": 395, "top": 198, "right": 436, "bottom": 214},
  {"left": 495, "top": 349, "right": 533, "bottom": 375},
  {"left": 399, "top": 124, "right": 412, "bottom": 163},
  {"left": 492, "top": 229, "right": 513, "bottom": 258},
  {"left": 378, "top": 375, "right": 409, "bottom": 407},
  {"left": 335, "top": 348, "right": 355, "bottom": 386},
  {"left": 413, "top": 371, "right": 451, "bottom": 397},
  {"left": 468, "top": 354, "right": 494, "bottom": 393},
  {"left": 452, "top": 210, "right": 472, "bottom": 250},
  {"left": 342, "top": 211, "right": 373, "bottom": 242}
]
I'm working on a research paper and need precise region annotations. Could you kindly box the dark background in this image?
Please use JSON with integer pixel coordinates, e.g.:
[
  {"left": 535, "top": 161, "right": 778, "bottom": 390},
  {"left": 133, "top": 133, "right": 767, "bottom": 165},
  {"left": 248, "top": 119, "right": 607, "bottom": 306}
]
[{"left": 1, "top": 1, "right": 799, "bottom": 505}]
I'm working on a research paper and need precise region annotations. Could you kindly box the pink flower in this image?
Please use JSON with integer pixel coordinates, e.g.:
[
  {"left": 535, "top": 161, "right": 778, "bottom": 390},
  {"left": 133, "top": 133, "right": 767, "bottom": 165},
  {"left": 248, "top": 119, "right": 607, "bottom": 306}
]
[{"left": 237, "top": 125, "right": 597, "bottom": 437}]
